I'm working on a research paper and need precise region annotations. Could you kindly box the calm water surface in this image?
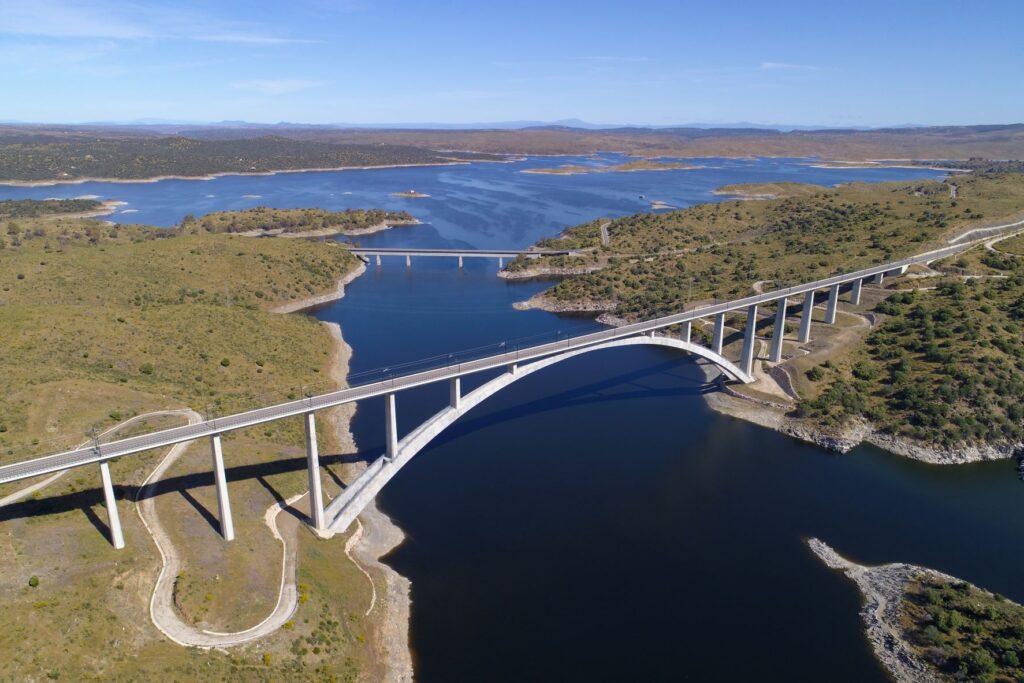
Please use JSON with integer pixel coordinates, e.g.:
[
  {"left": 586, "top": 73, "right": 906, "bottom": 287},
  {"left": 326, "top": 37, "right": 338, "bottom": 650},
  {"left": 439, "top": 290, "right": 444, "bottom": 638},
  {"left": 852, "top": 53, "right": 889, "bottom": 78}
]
[{"left": 8, "top": 157, "right": 1016, "bottom": 681}]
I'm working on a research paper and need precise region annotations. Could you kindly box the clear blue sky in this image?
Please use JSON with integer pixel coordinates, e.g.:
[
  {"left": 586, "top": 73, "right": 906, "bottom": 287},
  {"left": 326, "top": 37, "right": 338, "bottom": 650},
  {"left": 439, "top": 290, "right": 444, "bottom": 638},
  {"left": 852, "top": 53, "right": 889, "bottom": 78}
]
[{"left": 0, "top": 0, "right": 1020, "bottom": 127}]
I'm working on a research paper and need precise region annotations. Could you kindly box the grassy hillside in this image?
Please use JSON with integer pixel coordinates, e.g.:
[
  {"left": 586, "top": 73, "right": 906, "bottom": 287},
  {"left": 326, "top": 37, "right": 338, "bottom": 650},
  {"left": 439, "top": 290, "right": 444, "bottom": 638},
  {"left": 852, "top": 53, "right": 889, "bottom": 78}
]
[
  {"left": 0, "top": 202, "right": 393, "bottom": 680},
  {"left": 0, "top": 207, "right": 358, "bottom": 458},
  {"left": 797, "top": 256, "right": 1024, "bottom": 448},
  {"left": 513, "top": 171, "right": 1024, "bottom": 319}
]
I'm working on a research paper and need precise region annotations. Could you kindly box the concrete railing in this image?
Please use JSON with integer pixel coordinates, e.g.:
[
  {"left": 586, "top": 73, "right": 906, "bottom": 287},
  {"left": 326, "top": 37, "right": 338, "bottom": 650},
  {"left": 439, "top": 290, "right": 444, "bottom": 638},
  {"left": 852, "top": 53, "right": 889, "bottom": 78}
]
[{"left": 0, "top": 234, "right": 992, "bottom": 486}]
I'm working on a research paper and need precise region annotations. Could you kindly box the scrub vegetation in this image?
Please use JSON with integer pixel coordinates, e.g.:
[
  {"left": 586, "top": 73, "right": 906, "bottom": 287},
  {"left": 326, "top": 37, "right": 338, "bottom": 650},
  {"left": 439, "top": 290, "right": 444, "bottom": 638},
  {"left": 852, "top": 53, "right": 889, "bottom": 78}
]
[
  {"left": 796, "top": 261, "right": 1024, "bottom": 447},
  {"left": 902, "top": 577, "right": 1024, "bottom": 682},
  {"left": 512, "top": 171, "right": 1024, "bottom": 319},
  {"left": 182, "top": 206, "right": 417, "bottom": 235},
  {"left": 0, "top": 134, "right": 470, "bottom": 182}
]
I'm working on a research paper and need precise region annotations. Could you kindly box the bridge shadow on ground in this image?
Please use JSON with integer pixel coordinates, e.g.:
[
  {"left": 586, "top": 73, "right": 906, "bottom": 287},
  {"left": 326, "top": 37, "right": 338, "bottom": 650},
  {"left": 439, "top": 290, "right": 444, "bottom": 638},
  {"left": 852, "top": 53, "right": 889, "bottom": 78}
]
[{"left": 0, "top": 358, "right": 720, "bottom": 534}]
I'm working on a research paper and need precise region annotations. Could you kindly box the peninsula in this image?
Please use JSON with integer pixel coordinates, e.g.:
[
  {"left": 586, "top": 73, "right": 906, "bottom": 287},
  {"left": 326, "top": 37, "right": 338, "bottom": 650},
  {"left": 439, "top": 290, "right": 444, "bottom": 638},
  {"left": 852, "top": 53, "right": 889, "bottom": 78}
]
[
  {"left": 507, "top": 163, "right": 1024, "bottom": 463},
  {"left": 810, "top": 538, "right": 1024, "bottom": 682},
  {"left": 0, "top": 200, "right": 408, "bottom": 680}
]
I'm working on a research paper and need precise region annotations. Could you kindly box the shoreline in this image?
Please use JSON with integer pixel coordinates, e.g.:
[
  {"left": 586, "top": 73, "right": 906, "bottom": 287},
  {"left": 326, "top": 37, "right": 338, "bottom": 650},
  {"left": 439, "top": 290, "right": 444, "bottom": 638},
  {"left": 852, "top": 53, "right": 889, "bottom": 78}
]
[
  {"left": 515, "top": 290, "right": 1019, "bottom": 465},
  {"left": 0, "top": 161, "right": 472, "bottom": 188},
  {"left": 291, "top": 264, "right": 414, "bottom": 682},
  {"left": 237, "top": 218, "right": 421, "bottom": 240},
  {"left": 806, "top": 538, "right": 943, "bottom": 683}
]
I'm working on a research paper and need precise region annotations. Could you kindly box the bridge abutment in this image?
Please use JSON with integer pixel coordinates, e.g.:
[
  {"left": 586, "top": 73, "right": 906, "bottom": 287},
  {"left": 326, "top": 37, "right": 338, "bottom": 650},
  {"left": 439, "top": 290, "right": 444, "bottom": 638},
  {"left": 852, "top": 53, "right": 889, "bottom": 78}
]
[
  {"left": 825, "top": 284, "right": 840, "bottom": 325},
  {"left": 99, "top": 460, "right": 125, "bottom": 550},
  {"left": 450, "top": 377, "right": 461, "bottom": 410},
  {"left": 304, "top": 412, "right": 325, "bottom": 532},
  {"left": 850, "top": 278, "right": 863, "bottom": 306},
  {"left": 385, "top": 393, "right": 398, "bottom": 460},
  {"left": 741, "top": 304, "right": 758, "bottom": 376},
  {"left": 770, "top": 297, "right": 788, "bottom": 362},
  {"left": 711, "top": 313, "right": 726, "bottom": 355},
  {"left": 210, "top": 434, "right": 234, "bottom": 541},
  {"left": 798, "top": 290, "right": 815, "bottom": 343}
]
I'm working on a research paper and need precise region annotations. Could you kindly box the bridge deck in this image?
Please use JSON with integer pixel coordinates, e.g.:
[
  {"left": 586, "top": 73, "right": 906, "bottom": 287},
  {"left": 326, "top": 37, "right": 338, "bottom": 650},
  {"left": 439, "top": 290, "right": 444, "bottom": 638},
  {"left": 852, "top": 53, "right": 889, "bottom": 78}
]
[{"left": 0, "top": 237, "right": 988, "bottom": 485}]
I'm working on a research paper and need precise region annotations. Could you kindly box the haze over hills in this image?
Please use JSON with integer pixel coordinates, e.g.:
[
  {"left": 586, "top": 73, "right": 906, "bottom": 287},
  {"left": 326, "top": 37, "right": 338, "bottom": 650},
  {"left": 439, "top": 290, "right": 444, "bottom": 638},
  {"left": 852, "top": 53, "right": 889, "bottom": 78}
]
[{"left": 0, "top": 118, "right": 947, "bottom": 132}]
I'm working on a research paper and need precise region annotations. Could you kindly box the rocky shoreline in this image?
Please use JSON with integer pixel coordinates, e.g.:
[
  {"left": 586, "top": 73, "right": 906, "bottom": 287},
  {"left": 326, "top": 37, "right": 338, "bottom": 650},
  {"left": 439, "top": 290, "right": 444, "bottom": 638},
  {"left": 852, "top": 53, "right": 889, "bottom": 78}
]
[
  {"left": 499, "top": 263, "right": 603, "bottom": 280},
  {"left": 806, "top": 538, "right": 943, "bottom": 683},
  {"left": 287, "top": 263, "right": 414, "bottom": 682}
]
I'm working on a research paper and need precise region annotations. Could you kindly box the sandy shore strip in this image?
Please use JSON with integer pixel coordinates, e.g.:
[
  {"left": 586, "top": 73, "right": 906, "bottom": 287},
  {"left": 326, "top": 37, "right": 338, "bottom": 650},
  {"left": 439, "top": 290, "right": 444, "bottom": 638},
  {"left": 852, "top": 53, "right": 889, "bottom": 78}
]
[
  {"left": 293, "top": 267, "right": 414, "bottom": 681},
  {"left": 0, "top": 161, "right": 472, "bottom": 188},
  {"left": 807, "top": 538, "right": 942, "bottom": 683}
]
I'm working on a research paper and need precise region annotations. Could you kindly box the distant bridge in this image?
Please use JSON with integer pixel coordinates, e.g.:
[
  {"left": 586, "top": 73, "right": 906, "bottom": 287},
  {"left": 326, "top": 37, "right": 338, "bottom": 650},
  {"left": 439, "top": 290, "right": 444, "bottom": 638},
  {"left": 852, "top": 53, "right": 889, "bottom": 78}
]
[
  {"left": 348, "top": 247, "right": 574, "bottom": 268},
  {"left": 0, "top": 238, "right": 993, "bottom": 548}
]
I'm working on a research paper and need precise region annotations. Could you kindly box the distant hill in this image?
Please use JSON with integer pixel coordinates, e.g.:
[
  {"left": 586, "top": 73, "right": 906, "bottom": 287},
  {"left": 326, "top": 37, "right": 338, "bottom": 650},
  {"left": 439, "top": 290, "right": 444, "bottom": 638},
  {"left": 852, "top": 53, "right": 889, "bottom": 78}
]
[{"left": 1, "top": 123, "right": 1023, "bottom": 181}]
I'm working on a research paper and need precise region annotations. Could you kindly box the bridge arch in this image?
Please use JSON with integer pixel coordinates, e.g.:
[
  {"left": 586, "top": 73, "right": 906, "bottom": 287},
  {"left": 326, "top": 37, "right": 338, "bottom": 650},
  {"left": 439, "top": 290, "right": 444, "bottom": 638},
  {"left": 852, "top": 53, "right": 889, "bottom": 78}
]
[{"left": 326, "top": 334, "right": 750, "bottom": 532}]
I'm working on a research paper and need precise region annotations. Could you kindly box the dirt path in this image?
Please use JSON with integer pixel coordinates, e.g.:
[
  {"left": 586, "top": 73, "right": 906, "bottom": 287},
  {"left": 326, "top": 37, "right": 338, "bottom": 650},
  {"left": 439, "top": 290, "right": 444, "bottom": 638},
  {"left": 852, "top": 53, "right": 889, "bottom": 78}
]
[
  {"left": 135, "top": 409, "right": 308, "bottom": 648},
  {"left": 599, "top": 221, "right": 611, "bottom": 246}
]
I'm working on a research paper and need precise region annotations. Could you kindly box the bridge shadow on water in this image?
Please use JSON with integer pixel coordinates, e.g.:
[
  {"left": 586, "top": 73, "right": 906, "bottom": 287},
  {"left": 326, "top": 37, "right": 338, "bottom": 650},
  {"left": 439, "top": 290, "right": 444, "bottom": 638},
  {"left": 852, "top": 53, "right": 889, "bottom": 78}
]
[{"left": 0, "top": 357, "right": 719, "bottom": 535}]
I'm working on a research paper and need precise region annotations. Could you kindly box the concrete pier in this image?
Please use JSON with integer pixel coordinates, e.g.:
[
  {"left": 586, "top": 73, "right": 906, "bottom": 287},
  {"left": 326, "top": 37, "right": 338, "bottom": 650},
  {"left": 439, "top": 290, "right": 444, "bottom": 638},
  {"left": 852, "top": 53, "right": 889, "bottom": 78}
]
[
  {"left": 210, "top": 434, "right": 234, "bottom": 541},
  {"left": 711, "top": 313, "right": 726, "bottom": 355},
  {"left": 872, "top": 272, "right": 884, "bottom": 285},
  {"left": 99, "top": 461, "right": 124, "bottom": 550},
  {"left": 375, "top": 254, "right": 381, "bottom": 267},
  {"left": 850, "top": 278, "right": 863, "bottom": 306},
  {"left": 798, "top": 290, "right": 815, "bottom": 343},
  {"left": 405, "top": 254, "right": 411, "bottom": 268},
  {"left": 449, "top": 377, "right": 461, "bottom": 410},
  {"left": 770, "top": 296, "right": 788, "bottom": 362},
  {"left": 304, "top": 412, "right": 325, "bottom": 532},
  {"left": 825, "top": 284, "right": 840, "bottom": 325},
  {"left": 741, "top": 304, "right": 758, "bottom": 376},
  {"left": 498, "top": 257, "right": 504, "bottom": 269},
  {"left": 458, "top": 255, "right": 463, "bottom": 269},
  {"left": 385, "top": 393, "right": 398, "bottom": 460},
  {"left": 682, "top": 320, "right": 692, "bottom": 344}
]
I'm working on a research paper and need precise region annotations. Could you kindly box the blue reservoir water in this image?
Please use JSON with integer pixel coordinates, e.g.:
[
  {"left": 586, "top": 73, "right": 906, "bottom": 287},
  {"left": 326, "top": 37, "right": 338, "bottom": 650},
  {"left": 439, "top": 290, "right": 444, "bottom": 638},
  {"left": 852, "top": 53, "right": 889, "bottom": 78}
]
[{"left": 7, "top": 157, "right": 1014, "bottom": 681}]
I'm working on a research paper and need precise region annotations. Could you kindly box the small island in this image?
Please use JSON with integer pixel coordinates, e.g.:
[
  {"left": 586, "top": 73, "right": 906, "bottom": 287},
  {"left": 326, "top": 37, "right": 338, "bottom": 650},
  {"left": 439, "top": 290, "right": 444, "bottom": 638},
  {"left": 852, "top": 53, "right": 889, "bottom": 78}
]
[
  {"left": 521, "top": 159, "right": 701, "bottom": 175},
  {"left": 391, "top": 189, "right": 431, "bottom": 198},
  {"left": 179, "top": 206, "right": 419, "bottom": 237}
]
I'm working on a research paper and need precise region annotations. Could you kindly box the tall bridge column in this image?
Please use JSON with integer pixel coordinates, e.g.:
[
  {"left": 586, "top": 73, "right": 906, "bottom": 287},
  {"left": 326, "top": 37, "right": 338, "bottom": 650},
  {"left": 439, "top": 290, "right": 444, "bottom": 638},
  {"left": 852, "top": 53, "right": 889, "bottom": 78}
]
[
  {"left": 458, "top": 255, "right": 464, "bottom": 269},
  {"left": 304, "top": 412, "right": 325, "bottom": 532},
  {"left": 449, "top": 377, "right": 461, "bottom": 410},
  {"left": 405, "top": 254, "right": 411, "bottom": 268},
  {"left": 850, "top": 278, "right": 863, "bottom": 306},
  {"left": 498, "top": 257, "right": 504, "bottom": 269},
  {"left": 98, "top": 461, "right": 125, "bottom": 550},
  {"left": 682, "top": 320, "right": 692, "bottom": 344},
  {"left": 711, "top": 313, "right": 726, "bottom": 355},
  {"left": 798, "top": 290, "right": 815, "bottom": 343},
  {"left": 741, "top": 304, "right": 758, "bottom": 376},
  {"left": 825, "top": 284, "right": 840, "bottom": 325},
  {"left": 385, "top": 393, "right": 398, "bottom": 460},
  {"left": 375, "top": 254, "right": 381, "bottom": 267},
  {"left": 210, "top": 434, "right": 234, "bottom": 541},
  {"left": 872, "top": 272, "right": 884, "bottom": 285},
  {"left": 770, "top": 297, "right": 788, "bottom": 362}
]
